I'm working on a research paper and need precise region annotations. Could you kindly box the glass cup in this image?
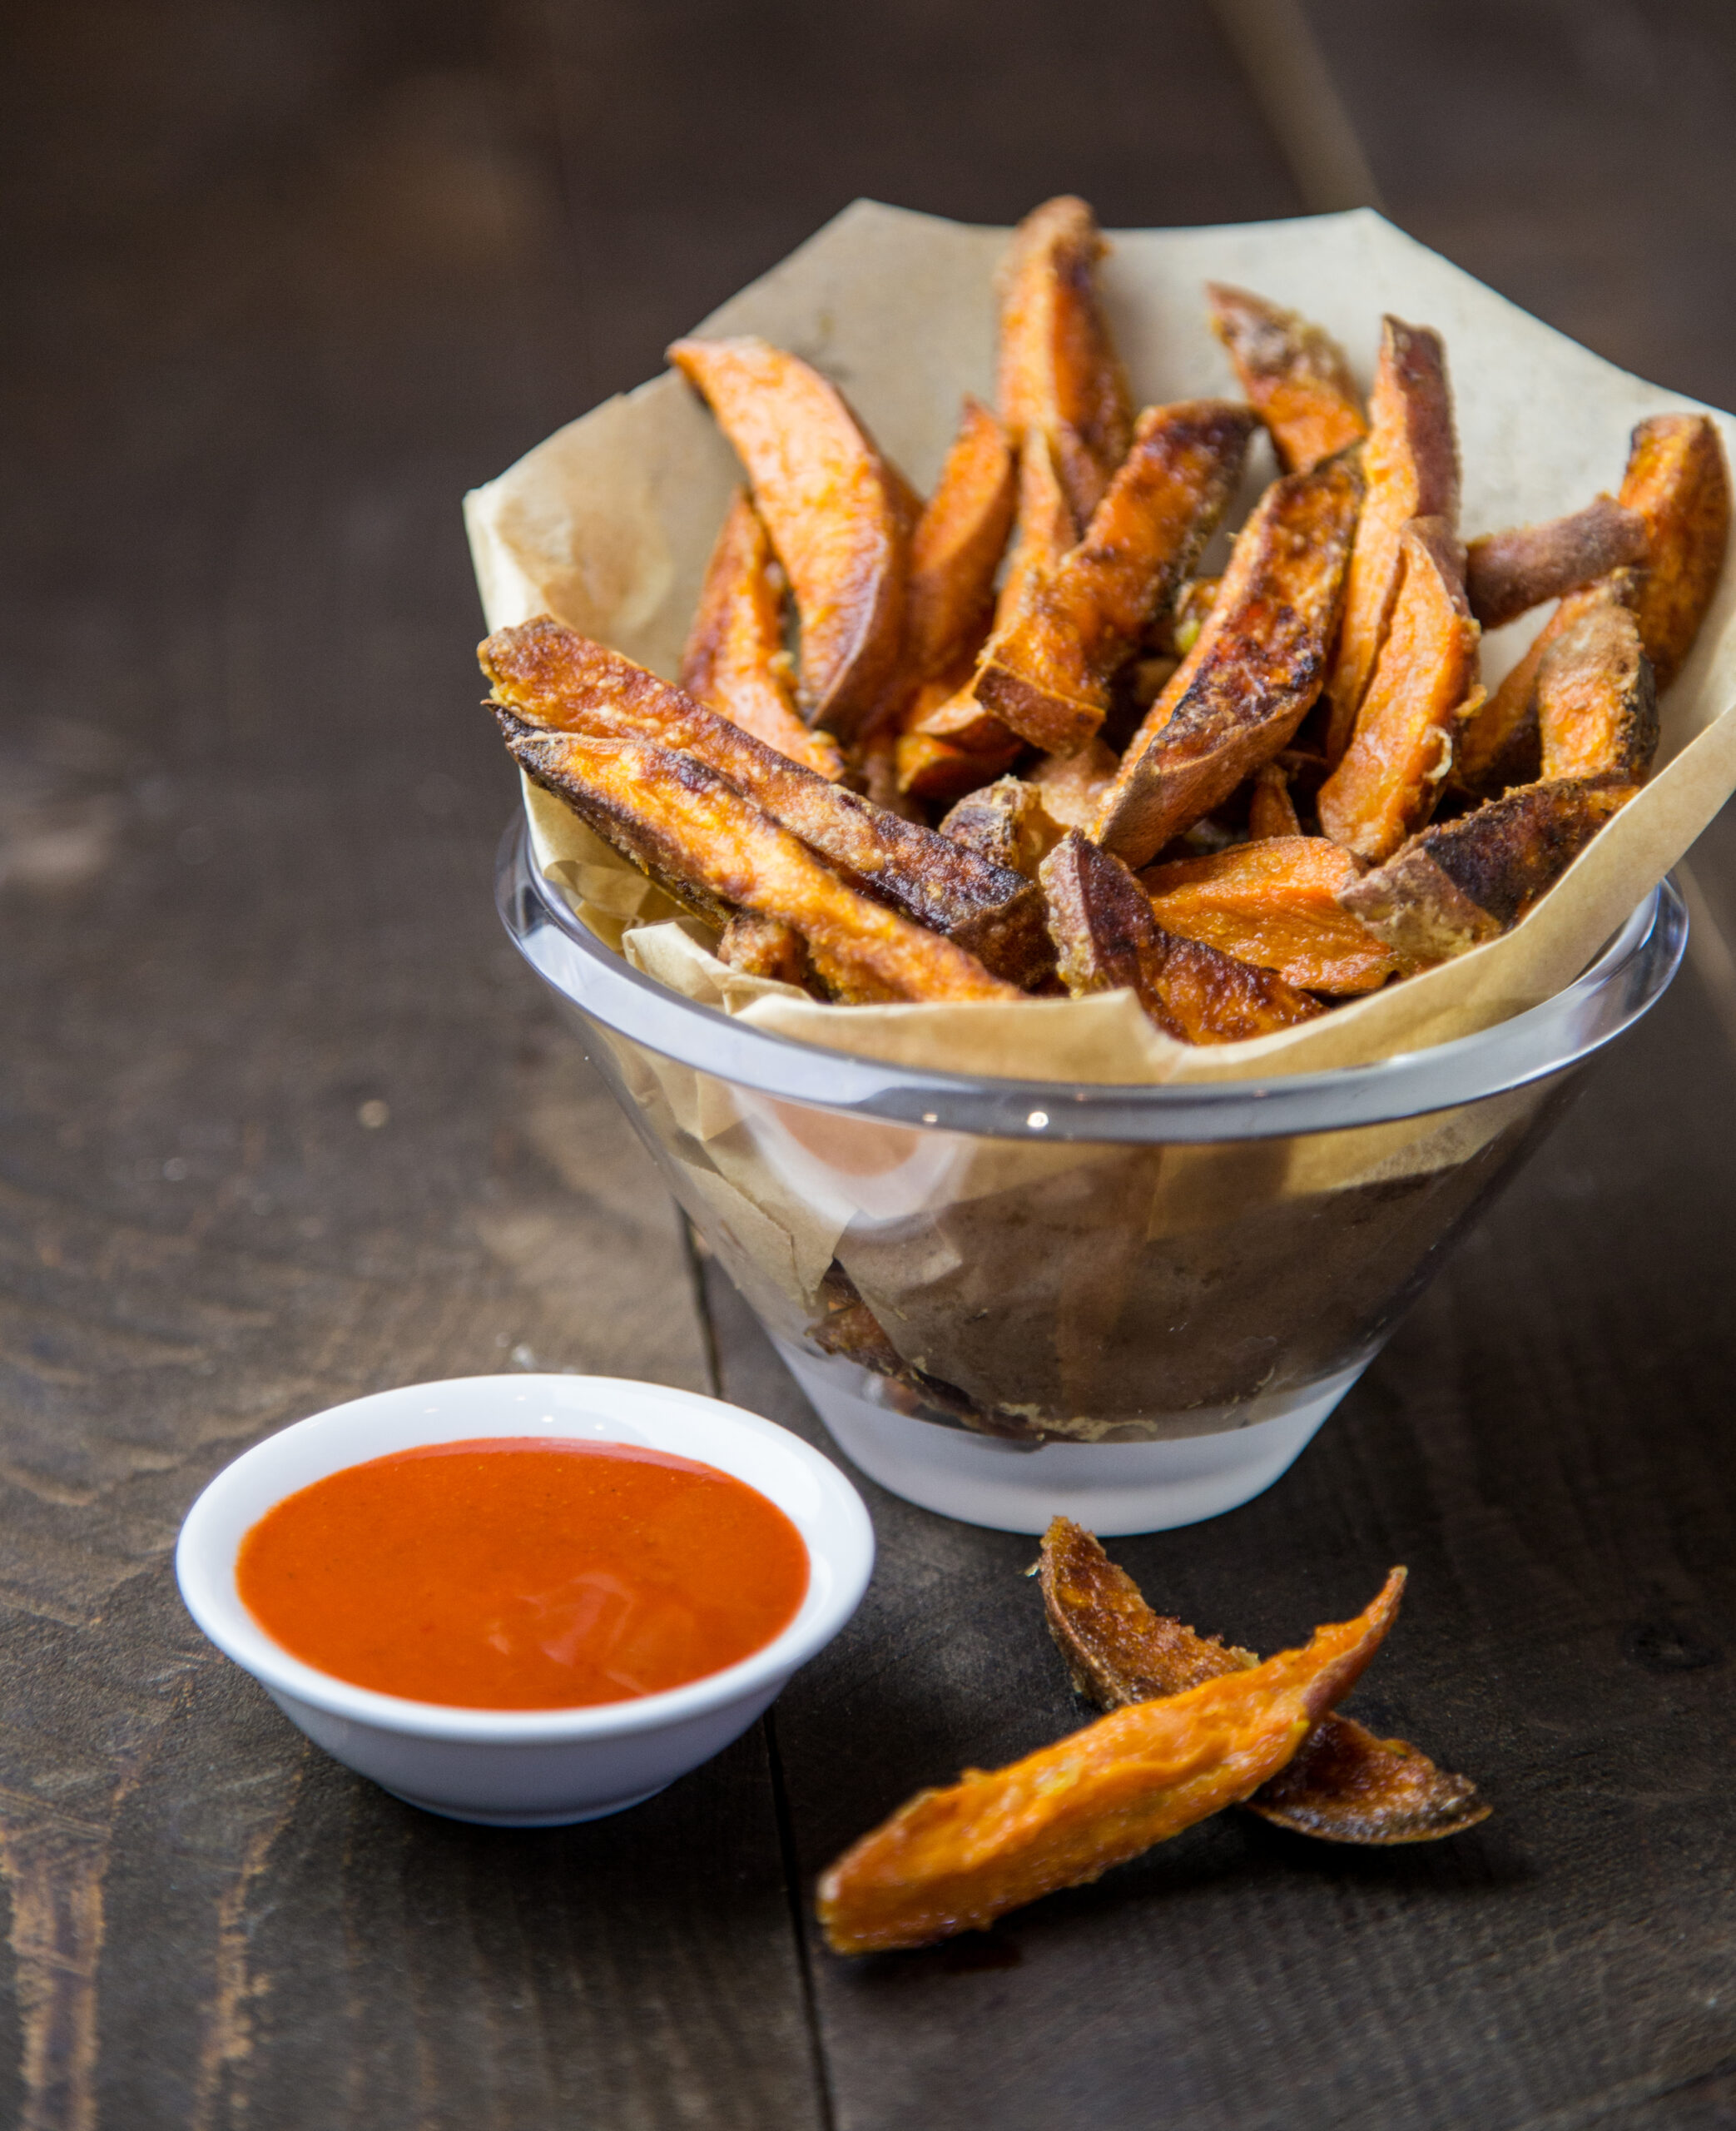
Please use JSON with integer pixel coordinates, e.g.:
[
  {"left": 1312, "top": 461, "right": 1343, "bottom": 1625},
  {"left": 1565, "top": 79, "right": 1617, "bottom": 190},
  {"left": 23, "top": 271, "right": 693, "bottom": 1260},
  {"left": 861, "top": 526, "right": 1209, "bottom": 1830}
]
[{"left": 497, "top": 817, "right": 1687, "bottom": 1534}]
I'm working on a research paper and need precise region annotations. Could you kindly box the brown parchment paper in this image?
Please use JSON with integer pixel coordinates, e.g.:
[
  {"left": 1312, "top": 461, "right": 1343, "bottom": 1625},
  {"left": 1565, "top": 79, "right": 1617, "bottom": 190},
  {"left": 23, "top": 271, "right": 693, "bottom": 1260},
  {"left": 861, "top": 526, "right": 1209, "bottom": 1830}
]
[{"left": 464, "top": 205, "right": 1736, "bottom": 1438}]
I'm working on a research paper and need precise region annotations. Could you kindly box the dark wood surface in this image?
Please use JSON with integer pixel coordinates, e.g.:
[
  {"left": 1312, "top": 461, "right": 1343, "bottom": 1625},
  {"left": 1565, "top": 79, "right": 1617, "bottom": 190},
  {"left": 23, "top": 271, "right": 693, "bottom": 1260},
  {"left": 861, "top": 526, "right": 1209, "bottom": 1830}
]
[{"left": 1, "top": 2, "right": 1733, "bottom": 2124}]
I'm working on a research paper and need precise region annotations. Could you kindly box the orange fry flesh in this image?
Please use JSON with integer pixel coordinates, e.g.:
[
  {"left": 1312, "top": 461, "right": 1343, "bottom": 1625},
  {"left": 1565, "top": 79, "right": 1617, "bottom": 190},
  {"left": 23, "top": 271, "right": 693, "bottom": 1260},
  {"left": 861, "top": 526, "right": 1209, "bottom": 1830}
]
[
  {"left": 1317, "top": 518, "right": 1482, "bottom": 862},
  {"left": 1535, "top": 589, "right": 1659, "bottom": 785},
  {"left": 1093, "top": 453, "right": 1364, "bottom": 868},
  {"left": 667, "top": 335, "right": 907, "bottom": 739},
  {"left": 816, "top": 1569, "right": 1406, "bottom": 1953},
  {"left": 905, "top": 397, "right": 1017, "bottom": 683},
  {"left": 969, "top": 399, "right": 1257, "bottom": 757},
  {"left": 996, "top": 196, "right": 1134, "bottom": 529},
  {"left": 499, "top": 718, "right": 1019, "bottom": 1006},
  {"left": 1617, "top": 412, "right": 1731, "bottom": 692},
  {"left": 1207, "top": 283, "right": 1366, "bottom": 475},
  {"left": 1140, "top": 837, "right": 1397, "bottom": 996},
  {"left": 1324, "top": 317, "right": 1460, "bottom": 761},
  {"left": 680, "top": 490, "right": 845, "bottom": 779},
  {"left": 1039, "top": 1521, "right": 1486, "bottom": 1846},
  {"left": 1247, "top": 759, "right": 1301, "bottom": 839},
  {"left": 1042, "top": 831, "right": 1322, "bottom": 1041}
]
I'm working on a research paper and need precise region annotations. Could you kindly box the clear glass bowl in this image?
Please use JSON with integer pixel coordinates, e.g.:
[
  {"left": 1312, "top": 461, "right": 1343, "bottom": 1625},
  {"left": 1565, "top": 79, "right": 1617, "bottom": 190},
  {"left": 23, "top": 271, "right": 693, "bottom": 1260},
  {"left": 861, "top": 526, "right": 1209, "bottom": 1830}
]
[{"left": 497, "top": 817, "right": 1687, "bottom": 1533}]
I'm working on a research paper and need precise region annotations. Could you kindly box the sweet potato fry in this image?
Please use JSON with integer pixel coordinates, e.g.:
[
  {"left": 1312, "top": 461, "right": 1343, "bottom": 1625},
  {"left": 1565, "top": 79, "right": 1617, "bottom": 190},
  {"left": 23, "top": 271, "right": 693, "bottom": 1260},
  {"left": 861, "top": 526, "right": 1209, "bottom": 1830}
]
[
  {"left": 1092, "top": 454, "right": 1363, "bottom": 868},
  {"left": 894, "top": 725, "right": 1022, "bottom": 803},
  {"left": 966, "top": 400, "right": 1257, "bottom": 756},
  {"left": 1207, "top": 283, "right": 1366, "bottom": 475},
  {"left": 940, "top": 777, "right": 1065, "bottom": 879},
  {"left": 1338, "top": 776, "right": 1637, "bottom": 966},
  {"left": 905, "top": 397, "right": 1018, "bottom": 684},
  {"left": 1247, "top": 759, "right": 1301, "bottom": 839},
  {"left": 1617, "top": 412, "right": 1731, "bottom": 692},
  {"left": 1039, "top": 1520, "right": 1486, "bottom": 1846},
  {"left": 1465, "top": 494, "right": 1647, "bottom": 630},
  {"left": 1041, "top": 831, "right": 1322, "bottom": 1041},
  {"left": 1535, "top": 590, "right": 1659, "bottom": 784},
  {"left": 667, "top": 335, "right": 908, "bottom": 739},
  {"left": 680, "top": 490, "right": 846, "bottom": 779},
  {"left": 1139, "top": 838, "right": 1396, "bottom": 996},
  {"left": 1323, "top": 318, "right": 1460, "bottom": 761},
  {"left": 996, "top": 196, "right": 1134, "bottom": 529},
  {"left": 717, "top": 912, "right": 810, "bottom": 986},
  {"left": 483, "top": 621, "right": 1054, "bottom": 986},
  {"left": 499, "top": 716, "right": 1020, "bottom": 1005},
  {"left": 1029, "top": 736, "right": 1119, "bottom": 832},
  {"left": 1317, "top": 518, "right": 1482, "bottom": 862},
  {"left": 816, "top": 1569, "right": 1406, "bottom": 1953}
]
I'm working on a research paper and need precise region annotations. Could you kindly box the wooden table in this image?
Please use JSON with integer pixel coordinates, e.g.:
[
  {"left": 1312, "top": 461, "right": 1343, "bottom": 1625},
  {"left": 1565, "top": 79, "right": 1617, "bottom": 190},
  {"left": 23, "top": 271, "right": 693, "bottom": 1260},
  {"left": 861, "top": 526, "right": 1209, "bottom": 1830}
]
[{"left": 3, "top": 4, "right": 1733, "bottom": 2124}]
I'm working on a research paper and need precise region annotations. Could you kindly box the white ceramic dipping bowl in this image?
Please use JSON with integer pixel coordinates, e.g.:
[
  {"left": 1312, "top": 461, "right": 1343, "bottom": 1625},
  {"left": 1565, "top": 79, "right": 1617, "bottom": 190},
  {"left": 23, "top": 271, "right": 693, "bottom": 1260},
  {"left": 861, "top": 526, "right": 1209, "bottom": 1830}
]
[{"left": 176, "top": 1373, "right": 875, "bottom": 1826}]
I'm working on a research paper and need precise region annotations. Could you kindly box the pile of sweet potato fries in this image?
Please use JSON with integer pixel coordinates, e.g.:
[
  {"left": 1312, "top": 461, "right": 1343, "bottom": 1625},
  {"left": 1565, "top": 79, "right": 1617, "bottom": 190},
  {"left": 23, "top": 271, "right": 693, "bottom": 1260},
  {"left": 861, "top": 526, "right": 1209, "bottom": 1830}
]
[
  {"left": 482, "top": 194, "right": 1729, "bottom": 1039},
  {"left": 816, "top": 1522, "right": 1486, "bottom": 1955}
]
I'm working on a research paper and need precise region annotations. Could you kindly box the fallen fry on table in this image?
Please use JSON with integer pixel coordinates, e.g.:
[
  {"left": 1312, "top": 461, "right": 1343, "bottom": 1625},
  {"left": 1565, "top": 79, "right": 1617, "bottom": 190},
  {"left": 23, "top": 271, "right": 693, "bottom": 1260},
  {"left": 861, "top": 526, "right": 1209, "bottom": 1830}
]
[
  {"left": 1616, "top": 412, "right": 1732, "bottom": 692},
  {"left": 1535, "top": 589, "right": 1659, "bottom": 784},
  {"left": 996, "top": 195, "right": 1133, "bottom": 529},
  {"left": 1318, "top": 517, "right": 1483, "bottom": 862},
  {"left": 1042, "top": 830, "right": 1322, "bottom": 1040},
  {"left": 499, "top": 716, "right": 1021, "bottom": 1004},
  {"left": 680, "top": 489, "right": 845, "bottom": 779},
  {"left": 1092, "top": 453, "right": 1363, "bottom": 868},
  {"left": 1039, "top": 1522, "right": 1486, "bottom": 1845},
  {"left": 482, "top": 620, "right": 1054, "bottom": 986},
  {"left": 1324, "top": 316, "right": 1461, "bottom": 762},
  {"left": 940, "top": 777, "right": 1065, "bottom": 879},
  {"left": 1338, "top": 776, "right": 1638, "bottom": 966},
  {"left": 667, "top": 335, "right": 908, "bottom": 740},
  {"left": 1465, "top": 494, "right": 1648, "bottom": 630},
  {"left": 967, "top": 400, "right": 1257, "bottom": 756},
  {"left": 1207, "top": 283, "right": 1366, "bottom": 475},
  {"left": 1140, "top": 837, "right": 1396, "bottom": 995},
  {"left": 816, "top": 1569, "right": 1406, "bottom": 1953}
]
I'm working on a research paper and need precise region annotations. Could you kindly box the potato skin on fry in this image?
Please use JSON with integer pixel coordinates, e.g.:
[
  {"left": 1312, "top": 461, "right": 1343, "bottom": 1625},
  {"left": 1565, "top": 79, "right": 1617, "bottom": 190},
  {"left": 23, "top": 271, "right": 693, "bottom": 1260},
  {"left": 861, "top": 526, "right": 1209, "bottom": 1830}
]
[
  {"left": 1093, "top": 453, "right": 1363, "bottom": 869},
  {"left": 1339, "top": 777, "right": 1637, "bottom": 965},
  {"left": 483, "top": 620, "right": 1054, "bottom": 986},
  {"left": 996, "top": 196, "right": 1133, "bottom": 530},
  {"left": 1324, "top": 317, "right": 1460, "bottom": 762},
  {"left": 1618, "top": 412, "right": 1731, "bottom": 692},
  {"left": 970, "top": 400, "right": 1257, "bottom": 757},
  {"left": 1535, "top": 593, "right": 1658, "bottom": 785},
  {"left": 1207, "top": 283, "right": 1366, "bottom": 476},
  {"left": 1140, "top": 837, "right": 1397, "bottom": 996},
  {"left": 1317, "top": 517, "right": 1482, "bottom": 862},
  {"left": 667, "top": 335, "right": 908, "bottom": 740},
  {"left": 940, "top": 777, "right": 1064, "bottom": 880},
  {"left": 1039, "top": 1520, "right": 1487, "bottom": 1846},
  {"left": 499, "top": 717, "right": 1020, "bottom": 1005},
  {"left": 816, "top": 1571, "right": 1406, "bottom": 1953},
  {"left": 1042, "top": 831, "right": 1322, "bottom": 1042},
  {"left": 1465, "top": 494, "right": 1648, "bottom": 631},
  {"left": 680, "top": 489, "right": 846, "bottom": 780}
]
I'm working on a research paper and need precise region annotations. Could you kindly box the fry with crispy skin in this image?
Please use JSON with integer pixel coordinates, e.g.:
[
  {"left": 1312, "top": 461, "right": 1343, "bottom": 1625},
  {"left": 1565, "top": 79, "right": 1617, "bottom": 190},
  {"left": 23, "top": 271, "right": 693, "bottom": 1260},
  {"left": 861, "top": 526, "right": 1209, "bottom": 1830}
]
[
  {"left": 1039, "top": 1521, "right": 1486, "bottom": 1846},
  {"left": 1030, "top": 736, "right": 1119, "bottom": 832},
  {"left": 483, "top": 620, "right": 1055, "bottom": 986},
  {"left": 940, "top": 777, "right": 1065, "bottom": 879},
  {"left": 1042, "top": 830, "right": 1322, "bottom": 1041},
  {"left": 1536, "top": 589, "right": 1659, "bottom": 784},
  {"left": 499, "top": 716, "right": 1020, "bottom": 1005},
  {"left": 1466, "top": 494, "right": 1648, "bottom": 630},
  {"left": 905, "top": 396, "right": 1018, "bottom": 686},
  {"left": 1324, "top": 317, "right": 1460, "bottom": 762},
  {"left": 667, "top": 335, "right": 908, "bottom": 739},
  {"left": 1207, "top": 283, "right": 1366, "bottom": 475},
  {"left": 1247, "top": 759, "right": 1301, "bottom": 838},
  {"left": 1093, "top": 454, "right": 1363, "bottom": 868},
  {"left": 1317, "top": 518, "right": 1482, "bottom": 861},
  {"left": 1140, "top": 837, "right": 1396, "bottom": 995},
  {"left": 966, "top": 400, "right": 1257, "bottom": 756},
  {"left": 816, "top": 1570, "right": 1406, "bottom": 1953},
  {"left": 996, "top": 196, "right": 1133, "bottom": 530},
  {"left": 681, "top": 490, "right": 845, "bottom": 778},
  {"left": 717, "top": 912, "right": 811, "bottom": 986},
  {"left": 1618, "top": 412, "right": 1731, "bottom": 692},
  {"left": 1338, "top": 776, "right": 1637, "bottom": 966}
]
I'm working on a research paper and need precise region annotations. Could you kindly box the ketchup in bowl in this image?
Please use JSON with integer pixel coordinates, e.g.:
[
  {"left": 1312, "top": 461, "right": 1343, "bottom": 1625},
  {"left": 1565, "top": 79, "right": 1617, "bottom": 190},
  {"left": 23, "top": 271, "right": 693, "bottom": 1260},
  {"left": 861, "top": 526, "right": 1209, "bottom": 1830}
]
[{"left": 236, "top": 1437, "right": 810, "bottom": 1710}]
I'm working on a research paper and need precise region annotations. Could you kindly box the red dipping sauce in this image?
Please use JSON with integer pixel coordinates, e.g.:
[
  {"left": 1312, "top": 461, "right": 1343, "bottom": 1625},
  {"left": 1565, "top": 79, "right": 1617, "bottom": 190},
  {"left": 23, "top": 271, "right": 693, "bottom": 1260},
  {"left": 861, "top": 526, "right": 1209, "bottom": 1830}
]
[{"left": 236, "top": 1438, "right": 810, "bottom": 1710}]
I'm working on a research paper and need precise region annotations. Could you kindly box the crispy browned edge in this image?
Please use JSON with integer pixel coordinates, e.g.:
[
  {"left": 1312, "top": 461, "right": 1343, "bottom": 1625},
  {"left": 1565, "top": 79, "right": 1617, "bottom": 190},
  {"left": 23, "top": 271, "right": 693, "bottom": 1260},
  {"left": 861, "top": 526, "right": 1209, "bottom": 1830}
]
[
  {"left": 1620, "top": 411, "right": 1733, "bottom": 693},
  {"left": 1535, "top": 594, "right": 1659, "bottom": 785},
  {"left": 717, "top": 913, "right": 811, "bottom": 987},
  {"left": 1339, "top": 777, "right": 1637, "bottom": 965},
  {"left": 1206, "top": 282, "right": 1366, "bottom": 474},
  {"left": 1092, "top": 453, "right": 1364, "bottom": 868},
  {"left": 482, "top": 619, "right": 1055, "bottom": 987},
  {"left": 1466, "top": 495, "right": 1649, "bottom": 631},
  {"left": 938, "top": 777, "right": 1065, "bottom": 879},
  {"left": 498, "top": 714, "right": 1019, "bottom": 1004},
  {"left": 1038, "top": 1519, "right": 1490, "bottom": 1844},
  {"left": 1040, "top": 829, "right": 1322, "bottom": 1042}
]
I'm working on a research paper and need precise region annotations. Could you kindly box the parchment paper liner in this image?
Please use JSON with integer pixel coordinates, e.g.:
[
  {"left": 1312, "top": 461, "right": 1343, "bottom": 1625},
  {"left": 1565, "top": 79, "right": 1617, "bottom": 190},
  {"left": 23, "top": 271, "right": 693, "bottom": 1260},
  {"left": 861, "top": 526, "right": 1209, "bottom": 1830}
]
[{"left": 467, "top": 205, "right": 1726, "bottom": 1439}]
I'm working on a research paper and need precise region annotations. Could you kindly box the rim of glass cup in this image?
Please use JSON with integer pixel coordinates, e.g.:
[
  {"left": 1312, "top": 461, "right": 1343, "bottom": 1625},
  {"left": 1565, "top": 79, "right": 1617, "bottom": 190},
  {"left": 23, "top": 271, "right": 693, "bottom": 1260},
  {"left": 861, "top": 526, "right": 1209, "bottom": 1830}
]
[{"left": 497, "top": 813, "right": 1687, "bottom": 1144}]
